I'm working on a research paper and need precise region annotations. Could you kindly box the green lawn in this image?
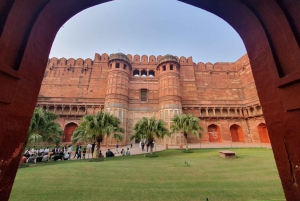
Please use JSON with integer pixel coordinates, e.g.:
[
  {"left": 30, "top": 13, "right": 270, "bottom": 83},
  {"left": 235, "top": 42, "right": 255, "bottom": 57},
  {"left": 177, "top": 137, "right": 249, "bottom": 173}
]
[{"left": 10, "top": 148, "right": 285, "bottom": 201}]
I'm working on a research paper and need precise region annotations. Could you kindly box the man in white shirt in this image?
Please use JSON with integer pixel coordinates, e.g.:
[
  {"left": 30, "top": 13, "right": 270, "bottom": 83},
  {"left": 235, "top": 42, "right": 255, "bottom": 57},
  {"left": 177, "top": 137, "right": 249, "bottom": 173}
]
[
  {"left": 67, "top": 145, "right": 73, "bottom": 159},
  {"left": 39, "top": 148, "right": 44, "bottom": 155},
  {"left": 44, "top": 147, "right": 49, "bottom": 155}
]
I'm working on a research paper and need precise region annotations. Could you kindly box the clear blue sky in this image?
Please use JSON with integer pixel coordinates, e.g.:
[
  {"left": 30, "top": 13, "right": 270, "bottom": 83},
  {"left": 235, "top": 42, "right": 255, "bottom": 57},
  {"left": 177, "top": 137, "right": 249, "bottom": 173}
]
[{"left": 49, "top": 0, "right": 246, "bottom": 63}]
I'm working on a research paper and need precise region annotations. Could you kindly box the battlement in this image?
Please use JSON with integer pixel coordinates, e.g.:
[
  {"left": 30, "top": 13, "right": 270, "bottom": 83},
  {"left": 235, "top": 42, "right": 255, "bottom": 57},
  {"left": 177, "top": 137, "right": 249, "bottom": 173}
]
[
  {"left": 93, "top": 53, "right": 194, "bottom": 65},
  {"left": 48, "top": 57, "right": 93, "bottom": 67},
  {"left": 47, "top": 53, "right": 250, "bottom": 73}
]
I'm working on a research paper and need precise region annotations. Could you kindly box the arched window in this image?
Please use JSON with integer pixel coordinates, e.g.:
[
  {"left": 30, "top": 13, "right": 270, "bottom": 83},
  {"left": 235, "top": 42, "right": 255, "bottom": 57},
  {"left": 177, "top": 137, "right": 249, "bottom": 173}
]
[
  {"left": 133, "top": 69, "right": 139, "bottom": 76},
  {"left": 141, "top": 69, "right": 147, "bottom": 77},
  {"left": 149, "top": 70, "right": 155, "bottom": 77}
]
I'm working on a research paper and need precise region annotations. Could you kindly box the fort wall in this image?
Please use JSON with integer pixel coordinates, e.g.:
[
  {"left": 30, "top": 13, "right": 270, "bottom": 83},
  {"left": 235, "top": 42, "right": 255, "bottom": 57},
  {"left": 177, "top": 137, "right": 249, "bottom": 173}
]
[{"left": 38, "top": 53, "right": 267, "bottom": 145}]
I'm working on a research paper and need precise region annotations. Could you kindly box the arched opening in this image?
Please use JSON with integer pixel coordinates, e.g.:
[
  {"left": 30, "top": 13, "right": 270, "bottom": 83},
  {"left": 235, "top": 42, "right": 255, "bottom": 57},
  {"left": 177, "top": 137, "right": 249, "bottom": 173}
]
[
  {"left": 230, "top": 124, "right": 244, "bottom": 142},
  {"left": 208, "top": 124, "right": 221, "bottom": 142},
  {"left": 149, "top": 70, "right": 155, "bottom": 77},
  {"left": 1, "top": 1, "right": 300, "bottom": 199},
  {"left": 141, "top": 69, "right": 147, "bottom": 77},
  {"left": 133, "top": 69, "right": 139, "bottom": 77},
  {"left": 63, "top": 122, "right": 78, "bottom": 142},
  {"left": 258, "top": 123, "right": 270, "bottom": 143}
]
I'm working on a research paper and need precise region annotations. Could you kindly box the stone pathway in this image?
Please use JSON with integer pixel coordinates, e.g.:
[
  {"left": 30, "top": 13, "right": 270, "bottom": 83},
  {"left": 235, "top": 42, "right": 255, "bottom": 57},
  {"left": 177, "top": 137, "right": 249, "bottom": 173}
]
[{"left": 71, "top": 142, "right": 272, "bottom": 159}]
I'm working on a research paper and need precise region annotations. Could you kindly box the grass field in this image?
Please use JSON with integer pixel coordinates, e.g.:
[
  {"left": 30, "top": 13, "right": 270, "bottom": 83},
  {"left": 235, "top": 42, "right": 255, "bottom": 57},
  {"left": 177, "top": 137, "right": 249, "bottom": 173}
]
[{"left": 10, "top": 148, "right": 285, "bottom": 201}]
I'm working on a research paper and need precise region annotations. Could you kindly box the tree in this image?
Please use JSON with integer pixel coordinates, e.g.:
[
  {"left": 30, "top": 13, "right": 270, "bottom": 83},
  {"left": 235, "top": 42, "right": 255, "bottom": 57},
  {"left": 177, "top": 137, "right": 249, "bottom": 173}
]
[
  {"left": 171, "top": 114, "right": 203, "bottom": 150},
  {"left": 74, "top": 112, "right": 124, "bottom": 158},
  {"left": 27, "top": 108, "right": 63, "bottom": 147},
  {"left": 130, "top": 117, "right": 170, "bottom": 154},
  {"left": 72, "top": 121, "right": 89, "bottom": 144}
]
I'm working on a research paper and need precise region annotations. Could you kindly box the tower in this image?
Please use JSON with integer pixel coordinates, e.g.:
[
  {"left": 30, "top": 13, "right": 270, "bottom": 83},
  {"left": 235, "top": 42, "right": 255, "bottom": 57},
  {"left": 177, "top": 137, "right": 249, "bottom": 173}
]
[
  {"left": 157, "top": 55, "right": 183, "bottom": 145},
  {"left": 105, "top": 53, "right": 132, "bottom": 144}
]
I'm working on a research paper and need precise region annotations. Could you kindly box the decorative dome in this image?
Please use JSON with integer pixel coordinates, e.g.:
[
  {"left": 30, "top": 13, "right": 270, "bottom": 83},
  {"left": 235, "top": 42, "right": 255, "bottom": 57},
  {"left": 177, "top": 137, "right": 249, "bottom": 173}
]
[
  {"left": 158, "top": 54, "right": 179, "bottom": 64},
  {"left": 109, "top": 52, "right": 130, "bottom": 63}
]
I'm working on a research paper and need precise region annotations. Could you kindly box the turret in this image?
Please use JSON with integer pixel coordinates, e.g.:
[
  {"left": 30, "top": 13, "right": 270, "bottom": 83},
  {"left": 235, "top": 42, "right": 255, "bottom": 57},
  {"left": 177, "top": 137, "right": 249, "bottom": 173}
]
[
  {"left": 105, "top": 53, "right": 131, "bottom": 144},
  {"left": 157, "top": 55, "right": 183, "bottom": 145}
]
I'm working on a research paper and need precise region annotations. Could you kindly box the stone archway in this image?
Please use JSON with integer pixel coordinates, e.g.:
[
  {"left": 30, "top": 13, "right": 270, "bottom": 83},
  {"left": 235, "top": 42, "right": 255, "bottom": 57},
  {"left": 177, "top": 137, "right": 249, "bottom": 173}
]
[
  {"left": 63, "top": 122, "right": 78, "bottom": 143},
  {"left": 1, "top": 1, "right": 300, "bottom": 200},
  {"left": 258, "top": 123, "right": 270, "bottom": 143},
  {"left": 230, "top": 124, "right": 244, "bottom": 142},
  {"left": 208, "top": 124, "right": 221, "bottom": 142}
]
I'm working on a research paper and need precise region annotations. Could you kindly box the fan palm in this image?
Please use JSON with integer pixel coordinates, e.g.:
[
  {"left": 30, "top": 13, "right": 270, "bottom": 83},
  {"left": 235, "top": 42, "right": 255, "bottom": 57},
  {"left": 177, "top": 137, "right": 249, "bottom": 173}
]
[
  {"left": 130, "top": 117, "right": 170, "bottom": 154},
  {"left": 171, "top": 114, "right": 203, "bottom": 150}
]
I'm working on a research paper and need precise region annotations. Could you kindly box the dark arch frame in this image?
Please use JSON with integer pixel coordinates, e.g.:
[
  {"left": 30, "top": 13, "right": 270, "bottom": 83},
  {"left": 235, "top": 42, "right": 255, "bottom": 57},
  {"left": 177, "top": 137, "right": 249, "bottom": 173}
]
[{"left": 0, "top": 1, "right": 300, "bottom": 200}]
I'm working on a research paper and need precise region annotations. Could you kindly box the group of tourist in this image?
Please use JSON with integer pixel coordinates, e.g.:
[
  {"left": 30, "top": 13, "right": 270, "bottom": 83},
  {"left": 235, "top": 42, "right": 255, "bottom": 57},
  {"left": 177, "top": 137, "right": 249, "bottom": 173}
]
[
  {"left": 139, "top": 141, "right": 154, "bottom": 152},
  {"left": 21, "top": 141, "right": 133, "bottom": 164}
]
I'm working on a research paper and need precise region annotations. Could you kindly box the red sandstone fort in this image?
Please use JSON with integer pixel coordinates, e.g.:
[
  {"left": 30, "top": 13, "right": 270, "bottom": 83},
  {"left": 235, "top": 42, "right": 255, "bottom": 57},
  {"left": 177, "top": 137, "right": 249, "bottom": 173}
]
[{"left": 37, "top": 52, "right": 270, "bottom": 145}]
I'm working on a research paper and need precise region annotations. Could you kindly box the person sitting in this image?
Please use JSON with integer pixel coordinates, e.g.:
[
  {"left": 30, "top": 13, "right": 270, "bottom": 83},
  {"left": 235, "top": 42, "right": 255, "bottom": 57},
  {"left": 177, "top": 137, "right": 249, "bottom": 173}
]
[
  {"left": 27, "top": 154, "right": 36, "bottom": 163},
  {"left": 50, "top": 148, "right": 56, "bottom": 158},
  {"left": 42, "top": 154, "right": 49, "bottom": 162},
  {"left": 120, "top": 149, "right": 125, "bottom": 156},
  {"left": 24, "top": 148, "right": 30, "bottom": 158},
  {"left": 53, "top": 151, "right": 64, "bottom": 161},
  {"left": 99, "top": 150, "right": 104, "bottom": 158},
  {"left": 36, "top": 153, "right": 43, "bottom": 162},
  {"left": 44, "top": 147, "right": 49, "bottom": 155},
  {"left": 126, "top": 148, "right": 130, "bottom": 156},
  {"left": 105, "top": 149, "right": 114, "bottom": 157},
  {"left": 21, "top": 155, "right": 27, "bottom": 163},
  {"left": 64, "top": 153, "right": 69, "bottom": 160}
]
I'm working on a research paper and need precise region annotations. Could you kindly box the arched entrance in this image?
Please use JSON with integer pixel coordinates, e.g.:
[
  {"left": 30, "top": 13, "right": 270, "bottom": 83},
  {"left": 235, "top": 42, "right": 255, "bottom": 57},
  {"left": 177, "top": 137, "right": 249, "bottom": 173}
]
[
  {"left": 63, "top": 122, "right": 78, "bottom": 142},
  {"left": 230, "top": 124, "right": 244, "bottom": 142},
  {"left": 1, "top": 1, "right": 300, "bottom": 200},
  {"left": 258, "top": 123, "right": 270, "bottom": 143},
  {"left": 208, "top": 124, "right": 221, "bottom": 142}
]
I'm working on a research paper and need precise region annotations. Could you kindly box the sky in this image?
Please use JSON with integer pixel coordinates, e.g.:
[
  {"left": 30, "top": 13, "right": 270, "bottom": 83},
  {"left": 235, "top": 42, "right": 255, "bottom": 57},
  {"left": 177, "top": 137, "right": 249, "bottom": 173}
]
[{"left": 49, "top": 0, "right": 246, "bottom": 63}]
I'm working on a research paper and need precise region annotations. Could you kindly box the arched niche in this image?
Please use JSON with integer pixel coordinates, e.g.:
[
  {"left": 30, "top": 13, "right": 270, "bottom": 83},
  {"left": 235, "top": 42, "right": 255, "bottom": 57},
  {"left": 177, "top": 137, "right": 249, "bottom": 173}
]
[
  {"left": 208, "top": 124, "right": 221, "bottom": 142},
  {"left": 258, "top": 123, "right": 270, "bottom": 143},
  {"left": 63, "top": 122, "right": 78, "bottom": 142},
  {"left": 230, "top": 124, "right": 244, "bottom": 142}
]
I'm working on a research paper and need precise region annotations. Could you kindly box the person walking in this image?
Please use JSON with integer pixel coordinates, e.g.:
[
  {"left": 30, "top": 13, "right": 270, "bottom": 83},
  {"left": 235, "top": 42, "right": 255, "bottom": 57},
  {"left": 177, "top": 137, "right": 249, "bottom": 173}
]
[
  {"left": 130, "top": 141, "right": 133, "bottom": 148},
  {"left": 74, "top": 145, "right": 79, "bottom": 159},
  {"left": 141, "top": 142, "right": 145, "bottom": 151},
  {"left": 77, "top": 146, "right": 82, "bottom": 159},
  {"left": 82, "top": 147, "right": 86, "bottom": 159},
  {"left": 91, "top": 142, "right": 96, "bottom": 156},
  {"left": 115, "top": 142, "right": 119, "bottom": 153},
  {"left": 146, "top": 142, "right": 150, "bottom": 152},
  {"left": 67, "top": 145, "right": 72, "bottom": 160}
]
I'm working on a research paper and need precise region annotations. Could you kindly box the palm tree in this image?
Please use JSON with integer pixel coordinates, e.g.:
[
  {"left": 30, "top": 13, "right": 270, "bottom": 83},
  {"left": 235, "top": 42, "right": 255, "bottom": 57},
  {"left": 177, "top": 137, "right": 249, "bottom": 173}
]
[
  {"left": 71, "top": 121, "right": 90, "bottom": 144},
  {"left": 171, "top": 114, "right": 203, "bottom": 150},
  {"left": 130, "top": 117, "right": 170, "bottom": 154},
  {"left": 27, "top": 108, "right": 63, "bottom": 147},
  {"left": 74, "top": 112, "right": 124, "bottom": 158}
]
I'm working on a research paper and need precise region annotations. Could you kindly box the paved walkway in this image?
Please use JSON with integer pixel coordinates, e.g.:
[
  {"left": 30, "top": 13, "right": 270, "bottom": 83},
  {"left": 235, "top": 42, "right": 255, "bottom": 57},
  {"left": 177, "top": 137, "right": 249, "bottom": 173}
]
[{"left": 74, "top": 142, "right": 272, "bottom": 159}]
